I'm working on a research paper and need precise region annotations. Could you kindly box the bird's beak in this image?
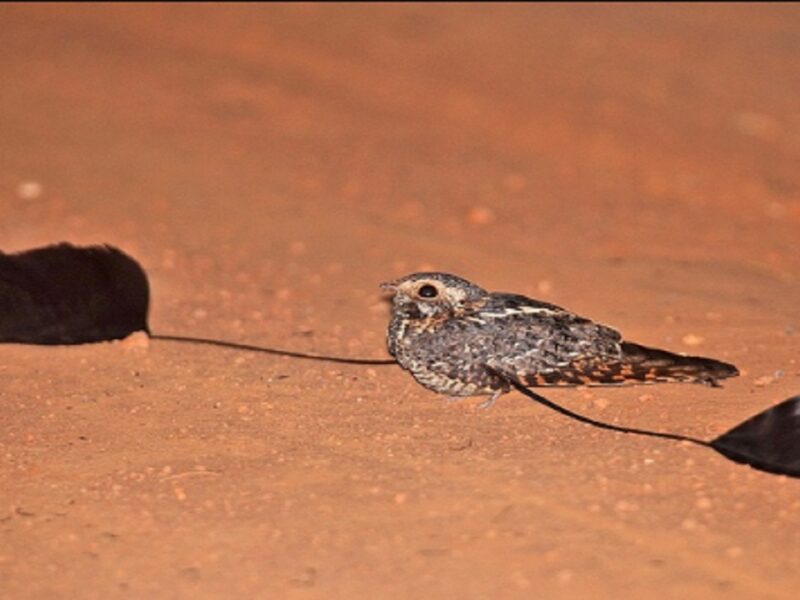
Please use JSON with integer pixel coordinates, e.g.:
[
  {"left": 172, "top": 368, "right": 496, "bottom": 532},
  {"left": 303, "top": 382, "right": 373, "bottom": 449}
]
[{"left": 379, "top": 280, "right": 398, "bottom": 293}]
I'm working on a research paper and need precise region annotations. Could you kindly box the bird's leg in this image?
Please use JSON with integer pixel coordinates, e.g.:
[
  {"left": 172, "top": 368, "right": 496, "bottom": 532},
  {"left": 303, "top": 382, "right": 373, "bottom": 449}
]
[{"left": 477, "top": 389, "right": 505, "bottom": 410}]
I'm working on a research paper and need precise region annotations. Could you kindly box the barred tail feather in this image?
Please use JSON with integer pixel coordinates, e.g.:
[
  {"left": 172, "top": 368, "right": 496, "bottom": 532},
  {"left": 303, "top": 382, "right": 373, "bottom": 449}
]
[{"left": 619, "top": 341, "right": 739, "bottom": 386}]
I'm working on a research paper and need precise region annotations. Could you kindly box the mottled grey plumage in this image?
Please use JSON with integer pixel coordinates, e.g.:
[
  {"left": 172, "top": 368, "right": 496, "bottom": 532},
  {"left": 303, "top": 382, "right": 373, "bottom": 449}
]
[{"left": 381, "top": 272, "right": 738, "bottom": 406}]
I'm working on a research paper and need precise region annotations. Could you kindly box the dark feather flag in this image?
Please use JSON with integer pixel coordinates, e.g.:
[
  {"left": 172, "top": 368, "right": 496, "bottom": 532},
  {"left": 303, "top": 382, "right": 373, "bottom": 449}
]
[
  {"left": 0, "top": 243, "right": 149, "bottom": 344},
  {"left": 710, "top": 396, "right": 800, "bottom": 477}
]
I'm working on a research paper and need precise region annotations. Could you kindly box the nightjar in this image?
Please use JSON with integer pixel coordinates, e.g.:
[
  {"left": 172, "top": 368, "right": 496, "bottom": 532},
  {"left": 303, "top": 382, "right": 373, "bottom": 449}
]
[{"left": 381, "top": 272, "right": 738, "bottom": 407}]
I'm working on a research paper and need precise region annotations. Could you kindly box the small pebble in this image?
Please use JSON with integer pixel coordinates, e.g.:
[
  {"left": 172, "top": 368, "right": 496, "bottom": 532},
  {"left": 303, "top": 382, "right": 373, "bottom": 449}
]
[
  {"left": 682, "top": 334, "right": 704, "bottom": 346},
  {"left": 16, "top": 181, "right": 43, "bottom": 200},
  {"left": 753, "top": 376, "right": 774, "bottom": 387},
  {"left": 466, "top": 206, "right": 495, "bottom": 225},
  {"left": 696, "top": 497, "right": 712, "bottom": 510},
  {"left": 119, "top": 331, "right": 150, "bottom": 350},
  {"left": 615, "top": 500, "right": 638, "bottom": 512},
  {"left": 537, "top": 280, "right": 554, "bottom": 295}
]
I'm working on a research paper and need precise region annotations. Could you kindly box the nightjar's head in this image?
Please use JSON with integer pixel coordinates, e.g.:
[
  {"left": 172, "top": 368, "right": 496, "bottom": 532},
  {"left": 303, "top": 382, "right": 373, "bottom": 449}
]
[{"left": 380, "top": 272, "right": 487, "bottom": 320}]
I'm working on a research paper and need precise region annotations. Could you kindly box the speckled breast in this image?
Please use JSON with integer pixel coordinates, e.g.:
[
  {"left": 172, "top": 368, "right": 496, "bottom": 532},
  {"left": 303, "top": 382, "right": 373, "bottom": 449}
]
[{"left": 387, "top": 314, "right": 502, "bottom": 397}]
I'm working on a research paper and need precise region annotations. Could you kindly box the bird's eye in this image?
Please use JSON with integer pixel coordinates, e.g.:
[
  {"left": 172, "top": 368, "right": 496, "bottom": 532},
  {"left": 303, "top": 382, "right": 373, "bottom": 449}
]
[{"left": 418, "top": 284, "right": 439, "bottom": 299}]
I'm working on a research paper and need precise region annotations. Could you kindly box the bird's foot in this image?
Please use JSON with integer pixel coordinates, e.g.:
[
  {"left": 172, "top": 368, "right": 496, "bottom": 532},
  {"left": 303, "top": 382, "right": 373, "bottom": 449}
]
[{"left": 477, "top": 390, "right": 504, "bottom": 410}]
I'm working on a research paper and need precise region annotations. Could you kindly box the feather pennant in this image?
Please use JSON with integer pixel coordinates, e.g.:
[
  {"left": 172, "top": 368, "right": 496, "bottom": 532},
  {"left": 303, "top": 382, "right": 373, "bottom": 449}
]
[
  {"left": 711, "top": 395, "right": 800, "bottom": 477},
  {"left": 0, "top": 243, "right": 149, "bottom": 344}
]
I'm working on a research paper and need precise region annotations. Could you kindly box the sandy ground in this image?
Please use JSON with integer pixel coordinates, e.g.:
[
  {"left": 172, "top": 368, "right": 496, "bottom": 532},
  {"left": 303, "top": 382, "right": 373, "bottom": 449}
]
[{"left": 1, "top": 4, "right": 799, "bottom": 599}]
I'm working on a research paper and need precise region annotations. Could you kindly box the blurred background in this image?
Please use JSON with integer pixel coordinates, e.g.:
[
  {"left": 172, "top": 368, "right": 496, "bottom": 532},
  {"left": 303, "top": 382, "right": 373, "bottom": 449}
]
[
  {"left": 1, "top": 4, "right": 799, "bottom": 599},
  {"left": 2, "top": 4, "right": 797, "bottom": 339}
]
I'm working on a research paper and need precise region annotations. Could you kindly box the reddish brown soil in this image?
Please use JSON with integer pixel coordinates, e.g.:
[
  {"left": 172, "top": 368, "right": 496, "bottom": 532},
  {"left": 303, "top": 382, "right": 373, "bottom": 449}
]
[{"left": 1, "top": 4, "right": 799, "bottom": 599}]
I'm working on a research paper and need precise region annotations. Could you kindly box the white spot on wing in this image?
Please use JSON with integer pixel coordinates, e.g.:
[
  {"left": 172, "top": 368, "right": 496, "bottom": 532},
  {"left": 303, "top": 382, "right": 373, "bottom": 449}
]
[
  {"left": 479, "top": 309, "right": 521, "bottom": 318},
  {"left": 520, "top": 306, "right": 558, "bottom": 315},
  {"left": 479, "top": 306, "right": 558, "bottom": 318}
]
